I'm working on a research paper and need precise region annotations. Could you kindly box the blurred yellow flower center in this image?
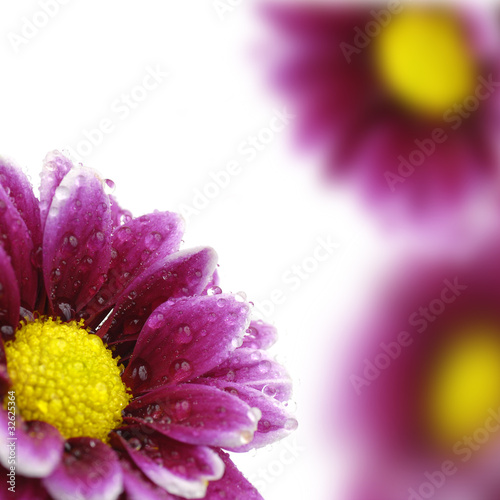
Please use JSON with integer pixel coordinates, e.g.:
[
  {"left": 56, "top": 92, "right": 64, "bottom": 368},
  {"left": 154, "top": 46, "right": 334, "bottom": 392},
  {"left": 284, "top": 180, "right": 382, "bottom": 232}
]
[
  {"left": 375, "top": 9, "right": 476, "bottom": 117},
  {"left": 425, "top": 325, "right": 500, "bottom": 446},
  {"left": 5, "top": 318, "right": 131, "bottom": 442}
]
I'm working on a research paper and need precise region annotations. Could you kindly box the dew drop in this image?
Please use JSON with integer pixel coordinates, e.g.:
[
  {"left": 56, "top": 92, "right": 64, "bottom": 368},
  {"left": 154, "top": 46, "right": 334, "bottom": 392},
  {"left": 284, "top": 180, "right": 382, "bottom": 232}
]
[
  {"left": 284, "top": 418, "right": 298, "bottom": 431},
  {"left": 207, "top": 286, "right": 222, "bottom": 296},
  {"left": 104, "top": 179, "right": 116, "bottom": 195},
  {"left": 174, "top": 324, "right": 193, "bottom": 344}
]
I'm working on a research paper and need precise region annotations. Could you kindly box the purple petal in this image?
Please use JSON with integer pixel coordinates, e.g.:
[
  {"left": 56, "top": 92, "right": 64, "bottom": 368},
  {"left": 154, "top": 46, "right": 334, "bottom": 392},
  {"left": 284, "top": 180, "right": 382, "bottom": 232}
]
[
  {"left": 205, "top": 450, "right": 263, "bottom": 500},
  {"left": 83, "top": 211, "right": 184, "bottom": 325},
  {"left": 43, "top": 437, "right": 122, "bottom": 500},
  {"left": 109, "top": 194, "right": 132, "bottom": 229},
  {"left": 112, "top": 428, "right": 224, "bottom": 499},
  {"left": 0, "top": 183, "right": 37, "bottom": 310},
  {"left": 123, "top": 294, "right": 251, "bottom": 392},
  {"left": 124, "top": 383, "right": 260, "bottom": 449},
  {"left": 98, "top": 247, "right": 217, "bottom": 345},
  {"left": 242, "top": 320, "right": 278, "bottom": 350},
  {"left": 0, "top": 244, "right": 20, "bottom": 334},
  {"left": 0, "top": 410, "right": 64, "bottom": 478},
  {"left": 42, "top": 166, "right": 113, "bottom": 315},
  {"left": 39, "top": 151, "right": 73, "bottom": 229},
  {"left": 0, "top": 157, "right": 42, "bottom": 251},
  {"left": 199, "top": 379, "right": 297, "bottom": 452},
  {"left": 120, "top": 458, "right": 176, "bottom": 500},
  {"left": 205, "top": 348, "right": 293, "bottom": 402}
]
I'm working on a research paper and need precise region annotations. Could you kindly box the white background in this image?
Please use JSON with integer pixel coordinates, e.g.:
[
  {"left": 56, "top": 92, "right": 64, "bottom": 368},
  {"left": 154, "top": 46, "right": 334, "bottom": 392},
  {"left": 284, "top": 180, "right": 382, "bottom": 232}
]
[{"left": 0, "top": 1, "right": 456, "bottom": 499}]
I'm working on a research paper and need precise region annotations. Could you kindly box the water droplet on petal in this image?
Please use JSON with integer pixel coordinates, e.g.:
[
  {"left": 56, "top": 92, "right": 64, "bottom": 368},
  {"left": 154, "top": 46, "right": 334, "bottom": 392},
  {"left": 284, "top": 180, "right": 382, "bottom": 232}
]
[
  {"left": 284, "top": 418, "right": 298, "bottom": 431},
  {"left": 104, "top": 179, "right": 116, "bottom": 194},
  {"left": 174, "top": 324, "right": 193, "bottom": 344},
  {"left": 207, "top": 286, "right": 222, "bottom": 296}
]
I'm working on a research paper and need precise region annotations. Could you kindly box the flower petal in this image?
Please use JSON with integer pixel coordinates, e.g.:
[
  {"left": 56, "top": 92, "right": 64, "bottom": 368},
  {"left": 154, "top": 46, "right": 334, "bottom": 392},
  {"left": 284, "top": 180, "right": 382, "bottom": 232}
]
[
  {"left": 42, "top": 166, "right": 113, "bottom": 315},
  {"left": 83, "top": 211, "right": 184, "bottom": 325},
  {"left": 199, "top": 379, "right": 297, "bottom": 452},
  {"left": 205, "top": 450, "right": 263, "bottom": 500},
  {"left": 0, "top": 410, "right": 64, "bottom": 478},
  {"left": 99, "top": 247, "right": 218, "bottom": 345},
  {"left": 123, "top": 294, "right": 251, "bottom": 393},
  {"left": 0, "top": 244, "right": 20, "bottom": 334},
  {"left": 43, "top": 438, "right": 122, "bottom": 500},
  {"left": 120, "top": 458, "right": 176, "bottom": 500},
  {"left": 0, "top": 183, "right": 37, "bottom": 310},
  {"left": 241, "top": 320, "right": 278, "bottom": 350},
  {"left": 112, "top": 428, "right": 224, "bottom": 499},
  {"left": 205, "top": 348, "right": 293, "bottom": 402},
  {"left": 0, "top": 157, "right": 42, "bottom": 250},
  {"left": 109, "top": 194, "right": 132, "bottom": 229},
  {"left": 39, "top": 151, "right": 73, "bottom": 229},
  {"left": 124, "top": 383, "right": 259, "bottom": 448}
]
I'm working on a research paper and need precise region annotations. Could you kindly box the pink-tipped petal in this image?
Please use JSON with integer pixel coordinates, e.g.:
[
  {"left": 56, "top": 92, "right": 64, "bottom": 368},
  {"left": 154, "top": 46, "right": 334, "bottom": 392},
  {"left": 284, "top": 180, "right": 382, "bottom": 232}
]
[
  {"left": 205, "top": 348, "right": 293, "bottom": 402},
  {"left": 0, "top": 411, "right": 64, "bottom": 478},
  {"left": 39, "top": 151, "right": 73, "bottom": 229},
  {"left": 84, "top": 211, "right": 184, "bottom": 324},
  {"left": 124, "top": 383, "right": 259, "bottom": 449},
  {"left": 42, "top": 166, "right": 113, "bottom": 316},
  {"left": 123, "top": 294, "right": 251, "bottom": 393},
  {"left": 242, "top": 320, "right": 278, "bottom": 350},
  {"left": 0, "top": 157, "right": 42, "bottom": 251},
  {"left": 113, "top": 429, "right": 224, "bottom": 499},
  {"left": 199, "top": 379, "right": 297, "bottom": 452},
  {"left": 43, "top": 438, "right": 122, "bottom": 500},
  {"left": 99, "top": 247, "right": 218, "bottom": 345},
  {"left": 120, "top": 458, "right": 176, "bottom": 500}
]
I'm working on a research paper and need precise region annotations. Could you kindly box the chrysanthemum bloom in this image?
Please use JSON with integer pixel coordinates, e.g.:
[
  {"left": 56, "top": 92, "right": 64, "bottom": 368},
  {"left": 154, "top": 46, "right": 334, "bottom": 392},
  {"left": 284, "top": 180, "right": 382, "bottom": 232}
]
[
  {"left": 0, "top": 151, "right": 296, "bottom": 499},
  {"left": 262, "top": 3, "right": 500, "bottom": 220},
  {"left": 344, "top": 242, "right": 500, "bottom": 499}
]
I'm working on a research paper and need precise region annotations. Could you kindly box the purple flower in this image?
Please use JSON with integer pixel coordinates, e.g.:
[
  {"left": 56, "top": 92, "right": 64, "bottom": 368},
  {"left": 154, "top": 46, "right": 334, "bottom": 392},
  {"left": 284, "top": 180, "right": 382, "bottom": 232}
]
[
  {"left": 344, "top": 240, "right": 500, "bottom": 499},
  {"left": 262, "top": 3, "right": 500, "bottom": 221},
  {"left": 0, "top": 151, "right": 296, "bottom": 499}
]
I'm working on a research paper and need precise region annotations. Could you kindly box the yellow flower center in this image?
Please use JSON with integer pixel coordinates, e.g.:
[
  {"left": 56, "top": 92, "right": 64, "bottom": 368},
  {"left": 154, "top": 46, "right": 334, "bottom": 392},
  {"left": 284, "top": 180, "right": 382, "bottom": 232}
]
[
  {"left": 424, "top": 324, "right": 500, "bottom": 446},
  {"left": 374, "top": 8, "right": 477, "bottom": 117},
  {"left": 5, "top": 318, "right": 131, "bottom": 442}
]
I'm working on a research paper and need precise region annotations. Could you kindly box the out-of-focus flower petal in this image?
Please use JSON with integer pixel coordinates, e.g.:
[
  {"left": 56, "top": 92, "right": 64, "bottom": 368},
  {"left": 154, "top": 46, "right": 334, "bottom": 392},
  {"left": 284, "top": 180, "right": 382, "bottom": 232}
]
[
  {"left": 123, "top": 294, "right": 250, "bottom": 393},
  {"left": 113, "top": 429, "right": 224, "bottom": 499},
  {"left": 42, "top": 166, "right": 112, "bottom": 316},
  {"left": 124, "top": 383, "right": 259, "bottom": 449},
  {"left": 43, "top": 438, "right": 122, "bottom": 500},
  {"left": 0, "top": 410, "right": 64, "bottom": 478}
]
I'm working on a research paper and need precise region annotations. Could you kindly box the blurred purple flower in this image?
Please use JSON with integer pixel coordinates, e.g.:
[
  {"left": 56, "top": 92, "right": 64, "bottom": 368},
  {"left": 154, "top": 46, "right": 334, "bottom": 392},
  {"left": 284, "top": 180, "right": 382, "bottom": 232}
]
[
  {"left": 0, "top": 151, "right": 296, "bottom": 499},
  {"left": 262, "top": 3, "right": 500, "bottom": 221},
  {"left": 344, "top": 240, "right": 500, "bottom": 499}
]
